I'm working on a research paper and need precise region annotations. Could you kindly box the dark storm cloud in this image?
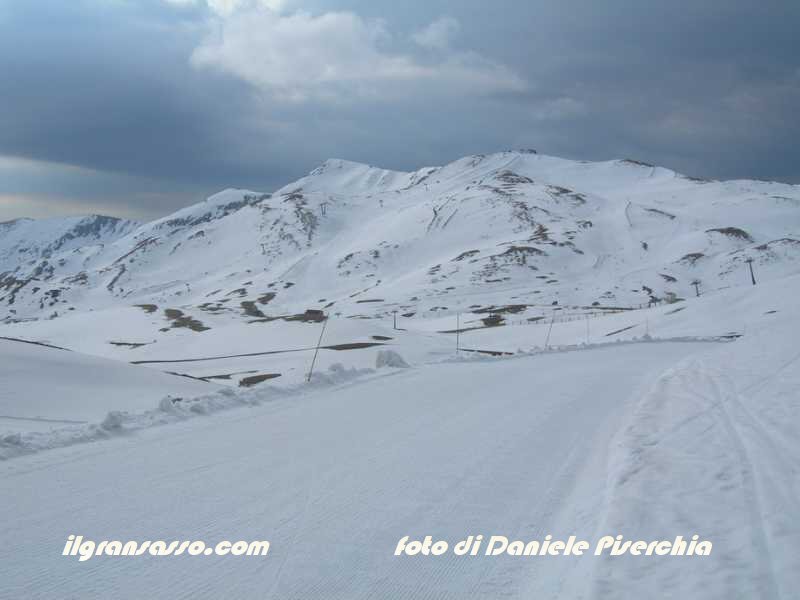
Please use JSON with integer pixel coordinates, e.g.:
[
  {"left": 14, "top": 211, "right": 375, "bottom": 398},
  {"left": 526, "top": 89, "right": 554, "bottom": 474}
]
[
  {"left": 0, "top": 1, "right": 283, "bottom": 180},
  {"left": 0, "top": 0, "right": 320, "bottom": 219},
  {"left": 1, "top": 0, "right": 798, "bottom": 220}
]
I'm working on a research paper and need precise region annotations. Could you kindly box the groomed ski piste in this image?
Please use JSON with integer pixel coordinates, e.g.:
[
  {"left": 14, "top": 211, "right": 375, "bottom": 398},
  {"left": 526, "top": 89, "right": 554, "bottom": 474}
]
[{"left": 1, "top": 152, "right": 798, "bottom": 598}]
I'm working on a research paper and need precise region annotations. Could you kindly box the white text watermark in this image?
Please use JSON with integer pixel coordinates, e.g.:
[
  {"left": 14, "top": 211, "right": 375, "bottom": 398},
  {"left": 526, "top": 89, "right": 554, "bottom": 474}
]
[
  {"left": 62, "top": 535, "right": 270, "bottom": 561},
  {"left": 394, "top": 535, "right": 712, "bottom": 557}
]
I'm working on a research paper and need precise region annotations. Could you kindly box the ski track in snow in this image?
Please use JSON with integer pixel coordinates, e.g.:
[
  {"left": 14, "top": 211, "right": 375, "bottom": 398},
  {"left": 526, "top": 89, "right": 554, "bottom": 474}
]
[
  {"left": 596, "top": 340, "right": 799, "bottom": 599},
  {"left": 701, "top": 366, "right": 777, "bottom": 598}
]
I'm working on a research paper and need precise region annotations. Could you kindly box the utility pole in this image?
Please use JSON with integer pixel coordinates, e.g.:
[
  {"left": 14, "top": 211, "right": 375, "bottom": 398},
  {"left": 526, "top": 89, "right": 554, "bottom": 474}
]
[
  {"left": 307, "top": 313, "right": 328, "bottom": 382},
  {"left": 585, "top": 314, "right": 590, "bottom": 344},
  {"left": 691, "top": 279, "right": 701, "bottom": 297},
  {"left": 745, "top": 258, "right": 757, "bottom": 286},
  {"left": 392, "top": 310, "right": 398, "bottom": 330},
  {"left": 456, "top": 312, "right": 460, "bottom": 355},
  {"left": 544, "top": 312, "right": 555, "bottom": 349}
]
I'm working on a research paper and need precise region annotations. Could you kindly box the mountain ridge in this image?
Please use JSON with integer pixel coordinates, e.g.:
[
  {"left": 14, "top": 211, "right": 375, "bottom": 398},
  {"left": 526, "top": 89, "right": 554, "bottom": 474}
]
[{"left": 1, "top": 150, "right": 798, "bottom": 326}]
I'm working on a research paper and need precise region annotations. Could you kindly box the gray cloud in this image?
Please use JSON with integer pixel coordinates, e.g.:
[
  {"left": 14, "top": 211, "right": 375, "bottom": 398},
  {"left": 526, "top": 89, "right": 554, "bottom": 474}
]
[{"left": 0, "top": 0, "right": 797, "bottom": 221}]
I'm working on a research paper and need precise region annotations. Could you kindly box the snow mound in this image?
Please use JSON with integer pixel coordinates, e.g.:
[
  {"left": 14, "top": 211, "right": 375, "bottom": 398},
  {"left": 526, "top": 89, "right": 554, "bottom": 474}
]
[
  {"left": 0, "top": 364, "right": 376, "bottom": 460},
  {"left": 375, "top": 349, "right": 410, "bottom": 368}
]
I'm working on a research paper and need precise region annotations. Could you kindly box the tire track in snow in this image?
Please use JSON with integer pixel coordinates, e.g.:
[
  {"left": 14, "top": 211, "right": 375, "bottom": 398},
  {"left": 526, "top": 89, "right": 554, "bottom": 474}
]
[
  {"left": 709, "top": 366, "right": 798, "bottom": 600},
  {"left": 705, "top": 370, "right": 780, "bottom": 599},
  {"left": 596, "top": 356, "right": 787, "bottom": 599}
]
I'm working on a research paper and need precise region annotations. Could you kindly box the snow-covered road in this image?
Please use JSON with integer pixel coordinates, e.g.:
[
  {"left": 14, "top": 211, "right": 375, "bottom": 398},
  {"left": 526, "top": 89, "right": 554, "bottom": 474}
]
[{"left": 0, "top": 341, "right": 765, "bottom": 598}]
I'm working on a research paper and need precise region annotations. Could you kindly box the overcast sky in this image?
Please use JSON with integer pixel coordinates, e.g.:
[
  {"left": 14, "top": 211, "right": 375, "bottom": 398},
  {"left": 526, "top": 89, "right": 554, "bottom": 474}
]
[{"left": 1, "top": 0, "right": 798, "bottom": 221}]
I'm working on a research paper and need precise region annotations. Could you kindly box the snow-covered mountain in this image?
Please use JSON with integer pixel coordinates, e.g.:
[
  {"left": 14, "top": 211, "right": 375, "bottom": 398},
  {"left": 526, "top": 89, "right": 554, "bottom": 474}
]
[
  {"left": 3, "top": 153, "right": 799, "bottom": 599},
  {"left": 0, "top": 214, "right": 137, "bottom": 274},
  {"left": 2, "top": 150, "right": 798, "bottom": 324}
]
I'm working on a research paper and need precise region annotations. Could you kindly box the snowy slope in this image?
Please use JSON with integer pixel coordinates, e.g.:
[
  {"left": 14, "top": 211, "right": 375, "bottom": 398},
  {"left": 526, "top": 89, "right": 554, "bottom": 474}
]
[
  {"left": 0, "top": 214, "right": 138, "bottom": 275},
  {"left": 0, "top": 337, "right": 219, "bottom": 433},
  {"left": 0, "top": 215, "right": 138, "bottom": 316},
  {"left": 1, "top": 325, "right": 797, "bottom": 598},
  {"left": 0, "top": 341, "right": 717, "bottom": 597},
  {"left": 597, "top": 310, "right": 800, "bottom": 599}
]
